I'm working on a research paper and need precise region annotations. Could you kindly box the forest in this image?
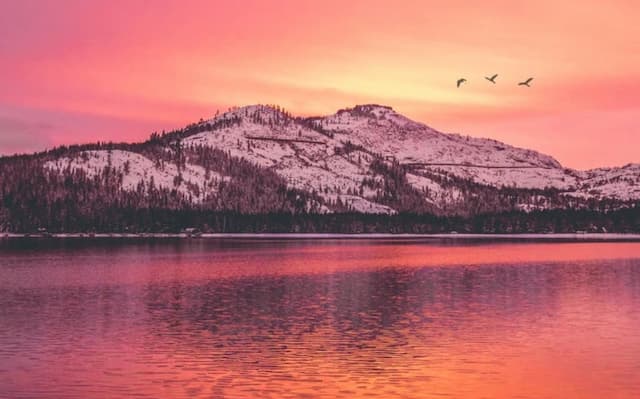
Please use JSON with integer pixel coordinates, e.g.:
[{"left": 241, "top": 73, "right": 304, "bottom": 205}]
[{"left": 1, "top": 117, "right": 638, "bottom": 234}]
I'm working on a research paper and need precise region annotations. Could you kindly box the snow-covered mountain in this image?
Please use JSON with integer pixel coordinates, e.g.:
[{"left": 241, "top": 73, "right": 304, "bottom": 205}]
[{"left": 43, "top": 104, "right": 639, "bottom": 214}]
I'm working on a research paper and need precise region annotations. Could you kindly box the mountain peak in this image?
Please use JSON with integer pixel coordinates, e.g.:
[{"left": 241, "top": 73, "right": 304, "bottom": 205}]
[
  {"left": 208, "top": 104, "right": 292, "bottom": 124},
  {"left": 337, "top": 104, "right": 396, "bottom": 118}
]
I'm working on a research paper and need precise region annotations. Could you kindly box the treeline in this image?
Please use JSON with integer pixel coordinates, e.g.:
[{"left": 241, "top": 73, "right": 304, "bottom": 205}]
[{"left": 1, "top": 208, "right": 637, "bottom": 234}]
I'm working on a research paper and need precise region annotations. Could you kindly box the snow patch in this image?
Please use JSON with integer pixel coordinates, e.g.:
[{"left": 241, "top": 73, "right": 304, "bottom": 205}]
[{"left": 44, "top": 150, "right": 226, "bottom": 202}]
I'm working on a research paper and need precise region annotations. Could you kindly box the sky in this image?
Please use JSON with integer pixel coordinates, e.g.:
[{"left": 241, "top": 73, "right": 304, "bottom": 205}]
[{"left": 1, "top": 0, "right": 639, "bottom": 169}]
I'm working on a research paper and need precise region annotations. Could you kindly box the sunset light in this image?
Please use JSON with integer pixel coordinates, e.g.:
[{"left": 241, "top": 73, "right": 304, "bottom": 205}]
[
  {"left": 2, "top": 0, "right": 639, "bottom": 168},
  {"left": 2, "top": 2, "right": 640, "bottom": 399}
]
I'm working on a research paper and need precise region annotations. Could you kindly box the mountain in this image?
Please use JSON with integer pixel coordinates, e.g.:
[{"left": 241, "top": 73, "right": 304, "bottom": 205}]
[
  {"left": 42, "top": 104, "right": 640, "bottom": 208},
  {"left": 1, "top": 104, "right": 638, "bottom": 233}
]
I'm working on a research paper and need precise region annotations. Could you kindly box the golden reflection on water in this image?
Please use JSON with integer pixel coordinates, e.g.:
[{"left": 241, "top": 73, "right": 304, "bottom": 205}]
[{"left": 1, "top": 239, "right": 639, "bottom": 398}]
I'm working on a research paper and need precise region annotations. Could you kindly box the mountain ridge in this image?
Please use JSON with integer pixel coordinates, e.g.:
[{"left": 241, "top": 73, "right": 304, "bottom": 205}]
[
  {"left": 0, "top": 103, "right": 638, "bottom": 233},
  {"left": 181, "top": 104, "right": 638, "bottom": 203}
]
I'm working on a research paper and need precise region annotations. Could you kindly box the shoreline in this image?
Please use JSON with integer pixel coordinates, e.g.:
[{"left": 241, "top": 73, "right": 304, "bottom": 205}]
[{"left": 2, "top": 233, "right": 640, "bottom": 240}]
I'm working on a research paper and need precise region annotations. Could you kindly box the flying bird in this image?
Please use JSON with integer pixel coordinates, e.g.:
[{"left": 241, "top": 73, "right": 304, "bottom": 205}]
[
  {"left": 485, "top": 74, "right": 498, "bottom": 84},
  {"left": 518, "top": 77, "right": 534, "bottom": 87},
  {"left": 456, "top": 78, "right": 467, "bottom": 88}
]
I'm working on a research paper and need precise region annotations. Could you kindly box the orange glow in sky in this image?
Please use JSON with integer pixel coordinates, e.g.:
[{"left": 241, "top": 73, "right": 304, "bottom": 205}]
[{"left": 1, "top": 0, "right": 639, "bottom": 169}]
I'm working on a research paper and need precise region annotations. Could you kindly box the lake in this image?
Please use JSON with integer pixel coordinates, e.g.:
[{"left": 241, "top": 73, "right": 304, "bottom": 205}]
[{"left": 1, "top": 238, "right": 640, "bottom": 398}]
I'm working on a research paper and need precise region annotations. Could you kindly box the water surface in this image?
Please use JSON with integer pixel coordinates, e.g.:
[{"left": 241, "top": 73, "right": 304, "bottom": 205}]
[{"left": 1, "top": 239, "right": 640, "bottom": 398}]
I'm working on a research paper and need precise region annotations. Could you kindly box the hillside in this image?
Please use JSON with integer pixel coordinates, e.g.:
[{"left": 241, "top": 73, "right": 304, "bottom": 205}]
[{"left": 0, "top": 104, "right": 638, "bottom": 233}]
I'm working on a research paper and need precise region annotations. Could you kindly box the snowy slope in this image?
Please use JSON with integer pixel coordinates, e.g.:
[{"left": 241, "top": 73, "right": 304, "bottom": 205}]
[
  {"left": 182, "top": 104, "right": 639, "bottom": 209},
  {"left": 45, "top": 150, "right": 227, "bottom": 202},
  {"left": 576, "top": 164, "right": 640, "bottom": 200},
  {"left": 184, "top": 105, "right": 394, "bottom": 213},
  {"left": 317, "top": 105, "right": 576, "bottom": 190},
  {"left": 41, "top": 104, "right": 639, "bottom": 213}
]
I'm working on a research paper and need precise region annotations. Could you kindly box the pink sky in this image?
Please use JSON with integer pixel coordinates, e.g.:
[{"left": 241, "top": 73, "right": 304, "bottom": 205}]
[{"left": 1, "top": 0, "right": 639, "bottom": 169}]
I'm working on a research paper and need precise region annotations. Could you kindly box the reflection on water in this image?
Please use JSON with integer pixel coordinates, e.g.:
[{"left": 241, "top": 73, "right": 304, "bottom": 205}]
[{"left": 1, "top": 239, "right": 640, "bottom": 398}]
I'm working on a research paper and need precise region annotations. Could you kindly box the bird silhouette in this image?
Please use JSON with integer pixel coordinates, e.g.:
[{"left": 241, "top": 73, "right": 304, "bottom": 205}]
[
  {"left": 485, "top": 74, "right": 498, "bottom": 84},
  {"left": 518, "top": 77, "right": 534, "bottom": 87},
  {"left": 456, "top": 78, "right": 467, "bottom": 88}
]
